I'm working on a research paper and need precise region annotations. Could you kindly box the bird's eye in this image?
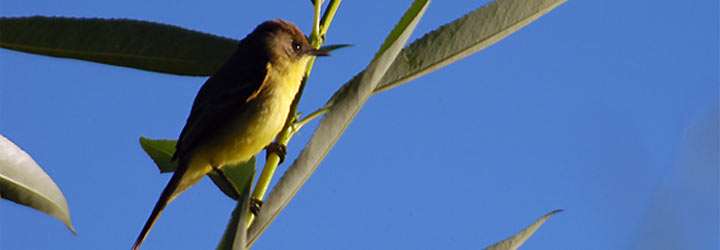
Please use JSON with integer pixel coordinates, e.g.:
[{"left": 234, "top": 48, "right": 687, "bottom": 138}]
[{"left": 292, "top": 41, "right": 302, "bottom": 52}]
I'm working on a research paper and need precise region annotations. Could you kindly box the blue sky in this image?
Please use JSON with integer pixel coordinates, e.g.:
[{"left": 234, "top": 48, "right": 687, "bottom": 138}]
[{"left": 1, "top": 0, "right": 717, "bottom": 249}]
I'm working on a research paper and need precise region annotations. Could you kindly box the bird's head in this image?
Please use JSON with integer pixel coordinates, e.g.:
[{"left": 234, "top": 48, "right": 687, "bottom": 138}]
[{"left": 250, "top": 19, "right": 329, "bottom": 66}]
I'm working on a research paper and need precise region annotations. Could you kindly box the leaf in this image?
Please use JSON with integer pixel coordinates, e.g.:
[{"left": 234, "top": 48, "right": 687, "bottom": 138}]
[
  {"left": 325, "top": 0, "right": 567, "bottom": 107},
  {"left": 0, "top": 134, "right": 76, "bottom": 234},
  {"left": 207, "top": 158, "right": 256, "bottom": 200},
  {"left": 484, "top": 209, "right": 563, "bottom": 250},
  {"left": 0, "top": 16, "right": 238, "bottom": 76},
  {"left": 216, "top": 167, "right": 254, "bottom": 250},
  {"left": 246, "top": 0, "right": 431, "bottom": 245},
  {"left": 138, "top": 137, "right": 255, "bottom": 200},
  {"left": 139, "top": 137, "right": 178, "bottom": 173},
  {"left": 373, "top": 0, "right": 430, "bottom": 60}
]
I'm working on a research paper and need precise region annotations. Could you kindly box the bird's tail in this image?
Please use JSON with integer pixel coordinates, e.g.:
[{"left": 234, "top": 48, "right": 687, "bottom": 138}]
[{"left": 132, "top": 159, "right": 196, "bottom": 250}]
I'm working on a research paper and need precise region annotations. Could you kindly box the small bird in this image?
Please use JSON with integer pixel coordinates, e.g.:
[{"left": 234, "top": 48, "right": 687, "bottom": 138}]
[{"left": 132, "top": 19, "right": 329, "bottom": 250}]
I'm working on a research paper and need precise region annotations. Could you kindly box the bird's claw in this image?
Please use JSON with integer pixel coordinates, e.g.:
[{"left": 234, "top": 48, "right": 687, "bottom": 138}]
[
  {"left": 250, "top": 198, "right": 263, "bottom": 215},
  {"left": 265, "top": 142, "right": 287, "bottom": 164}
]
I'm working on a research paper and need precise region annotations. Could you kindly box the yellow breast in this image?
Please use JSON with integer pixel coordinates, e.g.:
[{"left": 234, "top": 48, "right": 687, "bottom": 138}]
[{"left": 198, "top": 59, "right": 308, "bottom": 168}]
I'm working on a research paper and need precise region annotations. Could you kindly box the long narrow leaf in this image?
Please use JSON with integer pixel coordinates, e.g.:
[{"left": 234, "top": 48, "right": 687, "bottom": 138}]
[
  {"left": 246, "top": 0, "right": 431, "bottom": 245},
  {"left": 0, "top": 16, "right": 238, "bottom": 76},
  {"left": 484, "top": 209, "right": 563, "bottom": 250},
  {"left": 325, "top": 0, "right": 566, "bottom": 108},
  {"left": 0, "top": 134, "right": 76, "bottom": 234}
]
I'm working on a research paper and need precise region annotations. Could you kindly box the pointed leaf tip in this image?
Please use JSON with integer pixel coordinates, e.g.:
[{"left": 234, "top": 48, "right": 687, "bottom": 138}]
[
  {"left": 484, "top": 209, "right": 563, "bottom": 250},
  {"left": 0, "top": 134, "right": 77, "bottom": 234},
  {"left": 138, "top": 137, "right": 178, "bottom": 173}
]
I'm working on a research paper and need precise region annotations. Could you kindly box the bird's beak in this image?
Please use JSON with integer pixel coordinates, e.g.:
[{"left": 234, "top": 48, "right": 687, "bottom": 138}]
[{"left": 307, "top": 48, "right": 330, "bottom": 57}]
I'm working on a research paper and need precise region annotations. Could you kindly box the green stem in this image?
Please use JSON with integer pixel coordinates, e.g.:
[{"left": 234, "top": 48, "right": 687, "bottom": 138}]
[
  {"left": 247, "top": 0, "right": 342, "bottom": 228},
  {"left": 292, "top": 79, "right": 401, "bottom": 129},
  {"left": 311, "top": 0, "right": 321, "bottom": 39},
  {"left": 294, "top": 106, "right": 328, "bottom": 131},
  {"left": 320, "top": 0, "right": 342, "bottom": 36}
]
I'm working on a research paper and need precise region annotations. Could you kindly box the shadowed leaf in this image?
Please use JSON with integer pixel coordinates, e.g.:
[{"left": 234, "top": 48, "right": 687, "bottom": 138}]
[
  {"left": 0, "top": 16, "right": 238, "bottom": 76},
  {"left": 208, "top": 158, "right": 256, "bottom": 200}
]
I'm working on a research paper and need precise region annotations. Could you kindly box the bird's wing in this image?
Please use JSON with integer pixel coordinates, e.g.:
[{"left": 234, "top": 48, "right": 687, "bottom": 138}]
[{"left": 172, "top": 53, "right": 269, "bottom": 161}]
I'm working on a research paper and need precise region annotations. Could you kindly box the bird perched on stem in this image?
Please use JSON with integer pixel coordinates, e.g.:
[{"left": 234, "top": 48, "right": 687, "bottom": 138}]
[{"left": 132, "top": 19, "right": 329, "bottom": 250}]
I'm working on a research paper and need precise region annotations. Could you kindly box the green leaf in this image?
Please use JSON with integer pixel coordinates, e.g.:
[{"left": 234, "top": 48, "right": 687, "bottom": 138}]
[
  {"left": 138, "top": 137, "right": 255, "bottom": 200},
  {"left": 246, "top": 0, "right": 431, "bottom": 245},
  {"left": 207, "top": 157, "right": 256, "bottom": 200},
  {"left": 139, "top": 137, "right": 178, "bottom": 173},
  {"left": 484, "top": 209, "right": 563, "bottom": 250},
  {"left": 216, "top": 167, "right": 254, "bottom": 250},
  {"left": 326, "top": 0, "right": 567, "bottom": 107},
  {"left": 0, "top": 16, "right": 238, "bottom": 76},
  {"left": 0, "top": 134, "right": 76, "bottom": 234}
]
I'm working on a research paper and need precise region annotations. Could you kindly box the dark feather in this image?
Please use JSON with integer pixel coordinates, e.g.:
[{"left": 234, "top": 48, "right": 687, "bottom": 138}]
[
  {"left": 133, "top": 20, "right": 312, "bottom": 250},
  {"left": 172, "top": 37, "right": 269, "bottom": 161}
]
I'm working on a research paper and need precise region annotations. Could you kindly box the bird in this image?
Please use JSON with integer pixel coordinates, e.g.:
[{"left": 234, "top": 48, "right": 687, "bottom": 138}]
[{"left": 132, "top": 19, "right": 329, "bottom": 250}]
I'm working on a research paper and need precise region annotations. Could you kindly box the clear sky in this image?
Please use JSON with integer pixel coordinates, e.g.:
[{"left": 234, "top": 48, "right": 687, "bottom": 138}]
[{"left": 1, "top": 0, "right": 717, "bottom": 249}]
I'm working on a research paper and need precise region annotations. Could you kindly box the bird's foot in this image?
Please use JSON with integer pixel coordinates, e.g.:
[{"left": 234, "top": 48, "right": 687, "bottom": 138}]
[
  {"left": 250, "top": 198, "right": 263, "bottom": 215},
  {"left": 265, "top": 142, "right": 287, "bottom": 164}
]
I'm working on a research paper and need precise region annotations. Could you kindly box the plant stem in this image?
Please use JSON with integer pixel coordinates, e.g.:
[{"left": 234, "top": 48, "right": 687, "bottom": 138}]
[
  {"left": 294, "top": 106, "right": 328, "bottom": 131},
  {"left": 247, "top": 0, "right": 342, "bottom": 227},
  {"left": 291, "top": 79, "right": 401, "bottom": 129},
  {"left": 320, "top": 0, "right": 342, "bottom": 36},
  {"left": 311, "top": 0, "right": 321, "bottom": 40}
]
